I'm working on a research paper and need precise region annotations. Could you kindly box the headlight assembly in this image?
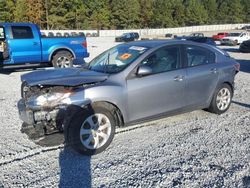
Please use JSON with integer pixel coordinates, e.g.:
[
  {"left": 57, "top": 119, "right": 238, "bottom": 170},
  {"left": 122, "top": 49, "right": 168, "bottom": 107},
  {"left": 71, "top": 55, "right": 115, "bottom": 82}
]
[{"left": 35, "top": 92, "right": 73, "bottom": 107}]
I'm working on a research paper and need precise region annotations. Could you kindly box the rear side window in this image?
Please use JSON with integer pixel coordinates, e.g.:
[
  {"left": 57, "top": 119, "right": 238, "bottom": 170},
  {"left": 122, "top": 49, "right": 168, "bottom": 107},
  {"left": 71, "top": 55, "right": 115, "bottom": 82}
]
[
  {"left": 12, "top": 26, "right": 33, "bottom": 39},
  {"left": 185, "top": 46, "right": 215, "bottom": 67}
]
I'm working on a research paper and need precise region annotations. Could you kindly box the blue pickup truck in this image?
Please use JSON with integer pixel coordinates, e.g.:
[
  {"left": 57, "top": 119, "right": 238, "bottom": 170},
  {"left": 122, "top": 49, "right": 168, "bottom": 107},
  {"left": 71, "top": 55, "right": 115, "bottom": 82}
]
[{"left": 0, "top": 23, "right": 89, "bottom": 68}]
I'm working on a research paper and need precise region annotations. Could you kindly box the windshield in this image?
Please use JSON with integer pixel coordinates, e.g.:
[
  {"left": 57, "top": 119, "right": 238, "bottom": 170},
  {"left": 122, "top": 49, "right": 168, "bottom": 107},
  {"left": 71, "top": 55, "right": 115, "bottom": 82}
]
[
  {"left": 88, "top": 44, "right": 148, "bottom": 73},
  {"left": 122, "top": 33, "right": 130, "bottom": 37},
  {"left": 228, "top": 33, "right": 241, "bottom": 37}
]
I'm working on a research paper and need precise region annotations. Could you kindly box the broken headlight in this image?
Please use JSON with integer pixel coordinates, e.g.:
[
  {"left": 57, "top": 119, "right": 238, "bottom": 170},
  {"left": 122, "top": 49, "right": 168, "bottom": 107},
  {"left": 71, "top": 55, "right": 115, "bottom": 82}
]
[{"left": 35, "top": 92, "right": 73, "bottom": 107}]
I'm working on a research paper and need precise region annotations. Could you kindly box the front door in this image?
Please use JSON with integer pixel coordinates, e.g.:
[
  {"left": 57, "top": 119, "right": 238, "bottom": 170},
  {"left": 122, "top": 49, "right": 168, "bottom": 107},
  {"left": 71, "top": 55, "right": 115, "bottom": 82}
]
[
  {"left": 127, "top": 45, "right": 186, "bottom": 122},
  {"left": 8, "top": 25, "right": 41, "bottom": 64}
]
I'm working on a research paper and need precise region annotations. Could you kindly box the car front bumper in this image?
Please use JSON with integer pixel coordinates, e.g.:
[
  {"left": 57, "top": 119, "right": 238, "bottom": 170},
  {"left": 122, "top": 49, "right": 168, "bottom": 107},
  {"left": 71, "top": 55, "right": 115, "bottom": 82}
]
[
  {"left": 17, "top": 99, "right": 35, "bottom": 125},
  {"left": 221, "top": 40, "right": 237, "bottom": 45}
]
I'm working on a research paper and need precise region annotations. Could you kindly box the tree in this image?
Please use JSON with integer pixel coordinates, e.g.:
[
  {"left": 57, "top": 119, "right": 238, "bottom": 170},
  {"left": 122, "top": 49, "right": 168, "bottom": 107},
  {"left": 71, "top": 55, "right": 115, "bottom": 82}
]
[
  {"left": 138, "top": 0, "right": 154, "bottom": 28},
  {"left": 110, "top": 0, "right": 140, "bottom": 29},
  {"left": 202, "top": 0, "right": 217, "bottom": 24},
  {"left": 241, "top": 0, "right": 250, "bottom": 22},
  {"left": 26, "top": 0, "right": 46, "bottom": 28},
  {"left": 0, "top": 0, "right": 15, "bottom": 22},
  {"left": 13, "top": 0, "right": 28, "bottom": 22},
  {"left": 171, "top": 0, "right": 186, "bottom": 26},
  {"left": 86, "top": 0, "right": 111, "bottom": 29},
  {"left": 151, "top": 0, "right": 175, "bottom": 28},
  {"left": 226, "top": 0, "right": 244, "bottom": 23},
  {"left": 185, "top": 0, "right": 208, "bottom": 25}
]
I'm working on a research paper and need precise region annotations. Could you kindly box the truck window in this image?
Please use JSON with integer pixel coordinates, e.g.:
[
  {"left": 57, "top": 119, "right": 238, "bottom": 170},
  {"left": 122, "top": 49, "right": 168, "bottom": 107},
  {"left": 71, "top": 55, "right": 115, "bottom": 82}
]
[{"left": 11, "top": 26, "right": 34, "bottom": 39}]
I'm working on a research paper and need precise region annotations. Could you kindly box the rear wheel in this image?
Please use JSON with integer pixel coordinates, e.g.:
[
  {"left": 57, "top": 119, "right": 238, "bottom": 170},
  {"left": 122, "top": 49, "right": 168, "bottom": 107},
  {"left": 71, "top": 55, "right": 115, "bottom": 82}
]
[
  {"left": 52, "top": 50, "right": 73, "bottom": 68},
  {"left": 208, "top": 83, "right": 233, "bottom": 114},
  {"left": 65, "top": 105, "right": 116, "bottom": 155}
]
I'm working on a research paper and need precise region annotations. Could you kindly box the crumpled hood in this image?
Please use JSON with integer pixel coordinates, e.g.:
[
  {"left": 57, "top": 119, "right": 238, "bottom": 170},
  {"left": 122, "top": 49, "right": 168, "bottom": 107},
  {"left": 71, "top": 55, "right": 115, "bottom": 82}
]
[{"left": 21, "top": 68, "right": 108, "bottom": 86}]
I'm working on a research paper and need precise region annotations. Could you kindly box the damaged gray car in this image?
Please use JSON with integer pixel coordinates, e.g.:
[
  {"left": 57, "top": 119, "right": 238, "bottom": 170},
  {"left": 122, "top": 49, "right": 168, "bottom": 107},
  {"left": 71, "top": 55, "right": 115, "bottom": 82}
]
[{"left": 18, "top": 40, "right": 240, "bottom": 155}]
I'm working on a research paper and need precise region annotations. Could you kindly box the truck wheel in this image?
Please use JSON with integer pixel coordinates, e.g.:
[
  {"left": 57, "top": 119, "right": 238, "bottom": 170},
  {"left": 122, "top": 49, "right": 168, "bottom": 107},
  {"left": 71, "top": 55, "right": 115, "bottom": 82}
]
[
  {"left": 66, "top": 105, "right": 116, "bottom": 155},
  {"left": 208, "top": 83, "right": 233, "bottom": 115},
  {"left": 52, "top": 50, "right": 73, "bottom": 68}
]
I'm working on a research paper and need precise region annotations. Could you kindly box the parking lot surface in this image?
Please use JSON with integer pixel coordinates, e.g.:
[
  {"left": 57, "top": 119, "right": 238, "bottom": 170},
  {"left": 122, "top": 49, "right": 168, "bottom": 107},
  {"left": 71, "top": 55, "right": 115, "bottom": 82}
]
[{"left": 0, "top": 37, "right": 249, "bottom": 187}]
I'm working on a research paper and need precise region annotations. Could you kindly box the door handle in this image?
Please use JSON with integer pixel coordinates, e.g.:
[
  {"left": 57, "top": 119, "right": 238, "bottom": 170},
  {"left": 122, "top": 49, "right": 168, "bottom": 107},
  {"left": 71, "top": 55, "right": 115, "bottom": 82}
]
[
  {"left": 33, "top": 42, "right": 39, "bottom": 46},
  {"left": 174, "top": 75, "right": 184, "bottom": 82},
  {"left": 210, "top": 68, "right": 217, "bottom": 74}
]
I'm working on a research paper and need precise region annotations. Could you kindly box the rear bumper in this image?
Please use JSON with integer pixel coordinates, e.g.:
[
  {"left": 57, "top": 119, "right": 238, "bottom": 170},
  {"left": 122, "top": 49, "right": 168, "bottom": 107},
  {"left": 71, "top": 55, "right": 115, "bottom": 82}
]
[{"left": 17, "top": 99, "right": 34, "bottom": 125}]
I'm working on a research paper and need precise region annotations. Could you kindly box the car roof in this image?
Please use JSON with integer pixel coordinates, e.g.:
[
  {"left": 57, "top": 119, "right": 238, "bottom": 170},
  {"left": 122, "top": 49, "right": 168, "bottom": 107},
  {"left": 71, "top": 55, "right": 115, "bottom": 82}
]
[
  {"left": 0, "top": 22, "right": 35, "bottom": 27},
  {"left": 125, "top": 39, "right": 210, "bottom": 48}
]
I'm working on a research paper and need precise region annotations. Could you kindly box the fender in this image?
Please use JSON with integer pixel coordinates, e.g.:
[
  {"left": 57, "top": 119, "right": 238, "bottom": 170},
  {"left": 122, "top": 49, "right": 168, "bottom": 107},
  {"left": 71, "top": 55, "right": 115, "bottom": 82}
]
[{"left": 47, "top": 45, "right": 76, "bottom": 62}]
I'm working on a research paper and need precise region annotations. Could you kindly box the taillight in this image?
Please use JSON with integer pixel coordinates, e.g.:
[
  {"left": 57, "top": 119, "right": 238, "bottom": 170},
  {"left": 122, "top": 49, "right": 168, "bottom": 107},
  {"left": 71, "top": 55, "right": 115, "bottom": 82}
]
[
  {"left": 82, "top": 41, "right": 87, "bottom": 48},
  {"left": 234, "top": 63, "right": 240, "bottom": 73}
]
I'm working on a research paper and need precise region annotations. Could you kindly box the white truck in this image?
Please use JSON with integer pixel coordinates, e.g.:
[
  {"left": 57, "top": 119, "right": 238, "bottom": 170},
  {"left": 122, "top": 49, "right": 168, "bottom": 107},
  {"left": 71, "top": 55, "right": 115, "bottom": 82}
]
[{"left": 220, "top": 32, "right": 250, "bottom": 46}]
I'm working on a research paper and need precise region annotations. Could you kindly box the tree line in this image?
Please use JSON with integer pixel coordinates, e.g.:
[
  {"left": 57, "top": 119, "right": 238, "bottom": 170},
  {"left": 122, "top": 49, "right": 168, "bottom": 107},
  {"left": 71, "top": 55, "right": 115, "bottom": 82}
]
[{"left": 0, "top": 0, "right": 249, "bottom": 30}]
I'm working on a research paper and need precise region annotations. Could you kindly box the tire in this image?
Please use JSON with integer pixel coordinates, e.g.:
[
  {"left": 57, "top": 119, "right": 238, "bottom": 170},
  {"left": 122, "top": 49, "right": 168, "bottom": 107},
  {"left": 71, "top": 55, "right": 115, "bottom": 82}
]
[
  {"left": 208, "top": 83, "right": 233, "bottom": 115},
  {"left": 65, "top": 104, "right": 116, "bottom": 155},
  {"left": 51, "top": 50, "right": 73, "bottom": 68}
]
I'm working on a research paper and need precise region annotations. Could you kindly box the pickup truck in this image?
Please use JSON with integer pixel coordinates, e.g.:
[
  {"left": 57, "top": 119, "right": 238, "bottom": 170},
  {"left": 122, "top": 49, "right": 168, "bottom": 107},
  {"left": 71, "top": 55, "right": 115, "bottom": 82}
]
[
  {"left": 0, "top": 23, "right": 89, "bottom": 68},
  {"left": 212, "top": 32, "right": 228, "bottom": 40},
  {"left": 220, "top": 32, "right": 250, "bottom": 46}
]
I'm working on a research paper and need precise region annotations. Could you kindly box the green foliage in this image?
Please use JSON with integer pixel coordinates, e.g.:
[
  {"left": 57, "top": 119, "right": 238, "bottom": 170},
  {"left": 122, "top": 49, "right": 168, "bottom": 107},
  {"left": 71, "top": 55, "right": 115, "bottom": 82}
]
[
  {"left": 110, "top": 0, "right": 140, "bottom": 29},
  {"left": 241, "top": 0, "right": 250, "bottom": 22},
  {"left": 14, "top": 0, "right": 28, "bottom": 23},
  {"left": 0, "top": 0, "right": 249, "bottom": 29},
  {"left": 185, "top": 0, "right": 208, "bottom": 26},
  {"left": 0, "top": 0, "right": 15, "bottom": 22}
]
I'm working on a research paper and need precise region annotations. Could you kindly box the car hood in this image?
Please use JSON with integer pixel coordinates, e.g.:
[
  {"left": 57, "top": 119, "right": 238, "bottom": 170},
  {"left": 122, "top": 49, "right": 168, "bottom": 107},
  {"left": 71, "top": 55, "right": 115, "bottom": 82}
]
[{"left": 21, "top": 68, "right": 108, "bottom": 87}]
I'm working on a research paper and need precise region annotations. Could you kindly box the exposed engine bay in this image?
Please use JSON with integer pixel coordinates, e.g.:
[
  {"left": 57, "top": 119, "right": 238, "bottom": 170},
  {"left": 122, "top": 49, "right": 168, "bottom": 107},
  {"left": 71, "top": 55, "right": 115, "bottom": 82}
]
[{"left": 20, "top": 83, "right": 77, "bottom": 137}]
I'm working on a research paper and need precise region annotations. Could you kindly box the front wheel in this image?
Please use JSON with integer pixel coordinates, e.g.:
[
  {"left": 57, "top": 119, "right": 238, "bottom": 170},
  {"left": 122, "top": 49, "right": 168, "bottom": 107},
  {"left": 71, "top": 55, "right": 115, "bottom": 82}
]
[
  {"left": 208, "top": 84, "right": 233, "bottom": 114},
  {"left": 51, "top": 50, "right": 73, "bottom": 68},
  {"left": 65, "top": 105, "right": 116, "bottom": 155}
]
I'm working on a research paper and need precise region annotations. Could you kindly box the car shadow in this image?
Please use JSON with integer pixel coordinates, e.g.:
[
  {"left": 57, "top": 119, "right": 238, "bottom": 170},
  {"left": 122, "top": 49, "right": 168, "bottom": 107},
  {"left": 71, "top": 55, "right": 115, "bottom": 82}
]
[
  {"left": 235, "top": 59, "right": 250, "bottom": 73},
  {"left": 0, "top": 68, "right": 35, "bottom": 75},
  {"left": 232, "top": 101, "right": 250, "bottom": 109},
  {"left": 59, "top": 148, "right": 92, "bottom": 188},
  {"left": 20, "top": 123, "right": 92, "bottom": 187}
]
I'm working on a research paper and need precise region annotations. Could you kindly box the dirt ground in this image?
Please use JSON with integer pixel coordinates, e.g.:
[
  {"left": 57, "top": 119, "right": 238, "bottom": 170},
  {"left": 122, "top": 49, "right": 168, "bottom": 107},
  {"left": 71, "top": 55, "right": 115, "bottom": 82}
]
[{"left": 0, "top": 36, "right": 249, "bottom": 188}]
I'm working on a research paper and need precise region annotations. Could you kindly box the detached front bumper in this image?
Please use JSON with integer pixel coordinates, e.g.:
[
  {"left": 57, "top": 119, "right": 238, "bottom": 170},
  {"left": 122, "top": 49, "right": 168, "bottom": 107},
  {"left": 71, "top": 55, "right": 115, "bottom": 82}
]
[{"left": 17, "top": 99, "right": 34, "bottom": 125}]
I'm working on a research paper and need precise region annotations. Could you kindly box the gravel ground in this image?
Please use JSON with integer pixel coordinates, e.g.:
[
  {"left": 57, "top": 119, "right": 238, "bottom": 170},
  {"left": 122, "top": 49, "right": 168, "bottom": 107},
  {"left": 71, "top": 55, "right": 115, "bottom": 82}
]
[{"left": 0, "top": 37, "right": 249, "bottom": 188}]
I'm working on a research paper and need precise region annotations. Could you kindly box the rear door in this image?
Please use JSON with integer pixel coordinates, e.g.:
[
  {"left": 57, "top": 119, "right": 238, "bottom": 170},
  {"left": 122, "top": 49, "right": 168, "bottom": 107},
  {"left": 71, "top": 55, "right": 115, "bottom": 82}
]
[
  {"left": 184, "top": 45, "right": 219, "bottom": 107},
  {"left": 126, "top": 45, "right": 186, "bottom": 122},
  {"left": 8, "top": 25, "right": 41, "bottom": 64}
]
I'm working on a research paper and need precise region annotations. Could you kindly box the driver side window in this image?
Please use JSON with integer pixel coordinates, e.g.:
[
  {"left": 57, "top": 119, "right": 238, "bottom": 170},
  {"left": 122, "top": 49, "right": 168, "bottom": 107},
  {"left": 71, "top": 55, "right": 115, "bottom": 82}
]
[{"left": 141, "top": 46, "right": 181, "bottom": 74}]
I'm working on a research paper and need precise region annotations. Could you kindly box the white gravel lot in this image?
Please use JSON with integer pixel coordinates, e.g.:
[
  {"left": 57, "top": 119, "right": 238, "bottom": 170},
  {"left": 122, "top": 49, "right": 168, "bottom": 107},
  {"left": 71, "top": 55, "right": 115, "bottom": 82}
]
[{"left": 0, "top": 36, "right": 250, "bottom": 188}]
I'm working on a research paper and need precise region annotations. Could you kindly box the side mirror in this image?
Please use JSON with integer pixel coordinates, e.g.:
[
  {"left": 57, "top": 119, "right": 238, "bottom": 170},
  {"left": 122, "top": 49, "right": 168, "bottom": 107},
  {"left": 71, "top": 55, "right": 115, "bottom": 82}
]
[{"left": 137, "top": 65, "right": 152, "bottom": 77}]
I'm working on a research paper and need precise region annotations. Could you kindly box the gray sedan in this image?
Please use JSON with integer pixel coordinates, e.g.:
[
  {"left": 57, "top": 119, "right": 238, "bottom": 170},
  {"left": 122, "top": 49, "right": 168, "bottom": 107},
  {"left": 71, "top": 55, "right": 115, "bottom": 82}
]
[{"left": 18, "top": 40, "right": 240, "bottom": 155}]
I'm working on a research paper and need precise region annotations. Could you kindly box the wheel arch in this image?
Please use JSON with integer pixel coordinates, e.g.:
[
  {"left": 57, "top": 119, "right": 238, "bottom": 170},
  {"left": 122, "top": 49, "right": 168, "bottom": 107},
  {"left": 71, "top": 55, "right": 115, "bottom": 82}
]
[
  {"left": 223, "top": 81, "right": 234, "bottom": 94},
  {"left": 89, "top": 101, "right": 125, "bottom": 127},
  {"left": 49, "top": 47, "right": 76, "bottom": 62}
]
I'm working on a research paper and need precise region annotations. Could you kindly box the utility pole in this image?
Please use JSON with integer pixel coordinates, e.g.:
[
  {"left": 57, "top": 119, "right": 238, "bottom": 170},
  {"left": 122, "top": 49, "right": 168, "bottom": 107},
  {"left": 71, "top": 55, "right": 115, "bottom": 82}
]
[{"left": 45, "top": 0, "right": 49, "bottom": 30}]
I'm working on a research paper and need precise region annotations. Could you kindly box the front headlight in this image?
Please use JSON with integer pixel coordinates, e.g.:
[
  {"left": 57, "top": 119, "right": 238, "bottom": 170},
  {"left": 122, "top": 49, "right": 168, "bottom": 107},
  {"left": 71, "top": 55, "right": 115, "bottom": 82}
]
[{"left": 36, "top": 92, "right": 73, "bottom": 107}]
